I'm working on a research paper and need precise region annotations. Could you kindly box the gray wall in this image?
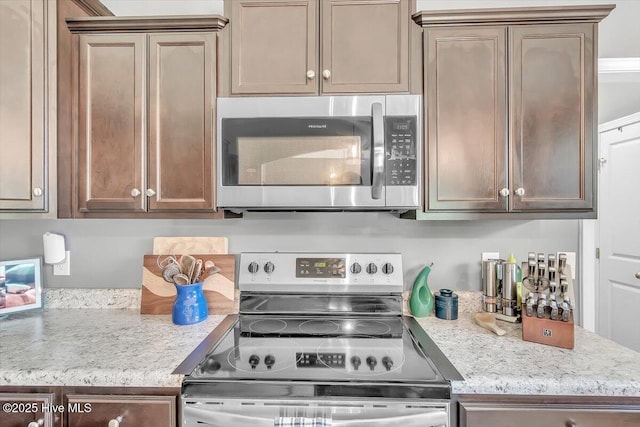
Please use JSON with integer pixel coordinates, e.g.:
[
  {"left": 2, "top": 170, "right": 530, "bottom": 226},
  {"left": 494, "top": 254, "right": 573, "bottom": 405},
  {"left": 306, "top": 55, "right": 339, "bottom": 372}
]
[{"left": 0, "top": 215, "right": 578, "bottom": 294}]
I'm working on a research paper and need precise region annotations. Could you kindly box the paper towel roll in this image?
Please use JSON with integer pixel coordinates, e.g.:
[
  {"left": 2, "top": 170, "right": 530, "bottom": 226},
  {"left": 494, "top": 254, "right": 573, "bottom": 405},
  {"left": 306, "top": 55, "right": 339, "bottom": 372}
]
[{"left": 43, "top": 232, "right": 66, "bottom": 264}]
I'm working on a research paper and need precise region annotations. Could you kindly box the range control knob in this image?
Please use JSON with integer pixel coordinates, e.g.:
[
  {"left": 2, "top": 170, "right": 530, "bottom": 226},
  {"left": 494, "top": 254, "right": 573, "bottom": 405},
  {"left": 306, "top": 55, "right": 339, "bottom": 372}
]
[
  {"left": 203, "top": 356, "right": 221, "bottom": 372},
  {"left": 248, "top": 262, "right": 259, "bottom": 274},
  {"left": 382, "top": 356, "right": 393, "bottom": 371},
  {"left": 350, "top": 262, "right": 362, "bottom": 274},
  {"left": 264, "top": 262, "right": 275, "bottom": 274},
  {"left": 249, "top": 355, "right": 260, "bottom": 369},
  {"left": 381, "top": 263, "right": 394, "bottom": 275},
  {"left": 264, "top": 354, "right": 276, "bottom": 369},
  {"left": 351, "top": 356, "right": 362, "bottom": 370},
  {"left": 366, "top": 356, "right": 377, "bottom": 371},
  {"left": 366, "top": 263, "right": 378, "bottom": 275}
]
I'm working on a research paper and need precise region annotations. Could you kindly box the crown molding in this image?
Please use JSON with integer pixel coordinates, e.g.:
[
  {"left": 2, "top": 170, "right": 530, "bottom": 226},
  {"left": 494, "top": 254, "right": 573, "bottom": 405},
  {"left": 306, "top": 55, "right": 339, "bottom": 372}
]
[
  {"left": 67, "top": 15, "right": 229, "bottom": 33},
  {"left": 598, "top": 58, "right": 640, "bottom": 74},
  {"left": 412, "top": 4, "right": 615, "bottom": 27}
]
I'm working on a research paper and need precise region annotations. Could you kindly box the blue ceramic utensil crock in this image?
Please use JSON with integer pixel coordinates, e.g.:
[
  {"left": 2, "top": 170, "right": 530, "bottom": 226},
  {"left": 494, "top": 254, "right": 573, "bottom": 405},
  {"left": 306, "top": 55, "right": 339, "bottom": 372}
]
[{"left": 173, "top": 282, "right": 208, "bottom": 325}]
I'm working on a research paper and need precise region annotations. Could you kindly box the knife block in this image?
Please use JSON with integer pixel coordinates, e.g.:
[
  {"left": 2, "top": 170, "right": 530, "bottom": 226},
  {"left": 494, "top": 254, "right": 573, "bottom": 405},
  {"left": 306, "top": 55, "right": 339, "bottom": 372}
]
[
  {"left": 520, "top": 263, "right": 575, "bottom": 349},
  {"left": 522, "top": 310, "right": 574, "bottom": 349}
]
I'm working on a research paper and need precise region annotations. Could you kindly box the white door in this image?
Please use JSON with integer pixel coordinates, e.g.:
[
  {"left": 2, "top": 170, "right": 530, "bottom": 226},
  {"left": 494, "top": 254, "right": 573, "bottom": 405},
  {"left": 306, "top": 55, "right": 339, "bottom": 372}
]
[{"left": 597, "top": 113, "right": 640, "bottom": 352}]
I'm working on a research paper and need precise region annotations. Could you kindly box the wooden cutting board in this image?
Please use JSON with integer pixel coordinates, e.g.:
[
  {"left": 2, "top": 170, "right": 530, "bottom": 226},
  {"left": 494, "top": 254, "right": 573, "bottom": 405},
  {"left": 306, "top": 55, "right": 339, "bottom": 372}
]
[
  {"left": 152, "top": 237, "right": 228, "bottom": 255},
  {"left": 141, "top": 254, "right": 237, "bottom": 315}
]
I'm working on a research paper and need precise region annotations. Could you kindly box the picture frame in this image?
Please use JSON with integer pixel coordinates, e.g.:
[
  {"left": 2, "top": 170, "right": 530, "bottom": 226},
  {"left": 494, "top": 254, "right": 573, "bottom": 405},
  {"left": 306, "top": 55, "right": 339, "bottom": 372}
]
[{"left": 0, "top": 257, "right": 44, "bottom": 317}]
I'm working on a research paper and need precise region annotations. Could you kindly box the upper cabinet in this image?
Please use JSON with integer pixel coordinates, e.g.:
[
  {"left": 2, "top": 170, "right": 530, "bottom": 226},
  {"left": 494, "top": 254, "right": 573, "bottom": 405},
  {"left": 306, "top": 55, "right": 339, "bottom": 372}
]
[
  {"left": 0, "top": 0, "right": 56, "bottom": 216},
  {"left": 228, "top": 0, "right": 410, "bottom": 95},
  {"left": 414, "top": 5, "right": 614, "bottom": 218},
  {"left": 66, "top": 16, "right": 227, "bottom": 218}
]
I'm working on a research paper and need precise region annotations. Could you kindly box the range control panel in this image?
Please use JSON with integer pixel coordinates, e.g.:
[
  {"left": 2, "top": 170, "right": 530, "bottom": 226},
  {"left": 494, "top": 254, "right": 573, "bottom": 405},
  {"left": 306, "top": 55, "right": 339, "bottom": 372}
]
[
  {"left": 238, "top": 252, "right": 404, "bottom": 293},
  {"left": 385, "top": 116, "right": 417, "bottom": 186}
]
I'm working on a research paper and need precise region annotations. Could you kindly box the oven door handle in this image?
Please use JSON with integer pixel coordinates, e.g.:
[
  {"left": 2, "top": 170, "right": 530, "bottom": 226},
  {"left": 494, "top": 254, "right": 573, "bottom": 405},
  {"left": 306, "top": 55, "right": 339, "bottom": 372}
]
[
  {"left": 333, "top": 411, "right": 448, "bottom": 427},
  {"left": 371, "top": 102, "right": 384, "bottom": 200}
]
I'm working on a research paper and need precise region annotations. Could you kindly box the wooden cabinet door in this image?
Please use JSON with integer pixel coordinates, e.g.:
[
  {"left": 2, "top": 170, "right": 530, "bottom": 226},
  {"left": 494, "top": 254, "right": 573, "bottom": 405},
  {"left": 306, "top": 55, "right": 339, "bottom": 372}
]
[
  {"left": 424, "top": 26, "right": 507, "bottom": 211},
  {"left": 320, "top": 0, "right": 409, "bottom": 94},
  {"left": 231, "top": 0, "right": 317, "bottom": 94},
  {"left": 66, "top": 394, "right": 175, "bottom": 427},
  {"left": 0, "top": 392, "right": 57, "bottom": 427},
  {"left": 148, "top": 33, "right": 216, "bottom": 211},
  {"left": 0, "top": 0, "right": 46, "bottom": 210},
  {"left": 509, "top": 23, "right": 595, "bottom": 212},
  {"left": 77, "top": 34, "right": 146, "bottom": 212}
]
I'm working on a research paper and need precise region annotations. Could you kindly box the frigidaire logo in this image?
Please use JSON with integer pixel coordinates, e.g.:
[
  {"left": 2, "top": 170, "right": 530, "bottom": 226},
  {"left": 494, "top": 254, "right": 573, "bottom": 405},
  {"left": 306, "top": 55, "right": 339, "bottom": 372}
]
[{"left": 308, "top": 124, "right": 327, "bottom": 129}]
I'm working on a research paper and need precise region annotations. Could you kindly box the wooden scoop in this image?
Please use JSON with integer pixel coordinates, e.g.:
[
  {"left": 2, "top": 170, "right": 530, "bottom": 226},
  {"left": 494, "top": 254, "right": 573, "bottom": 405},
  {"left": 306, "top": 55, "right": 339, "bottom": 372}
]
[{"left": 474, "top": 312, "right": 506, "bottom": 336}]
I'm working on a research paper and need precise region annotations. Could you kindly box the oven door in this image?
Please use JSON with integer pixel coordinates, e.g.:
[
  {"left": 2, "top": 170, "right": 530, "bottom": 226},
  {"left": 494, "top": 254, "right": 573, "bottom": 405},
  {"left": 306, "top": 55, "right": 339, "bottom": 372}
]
[
  {"left": 217, "top": 96, "right": 387, "bottom": 210},
  {"left": 183, "top": 397, "right": 449, "bottom": 427}
]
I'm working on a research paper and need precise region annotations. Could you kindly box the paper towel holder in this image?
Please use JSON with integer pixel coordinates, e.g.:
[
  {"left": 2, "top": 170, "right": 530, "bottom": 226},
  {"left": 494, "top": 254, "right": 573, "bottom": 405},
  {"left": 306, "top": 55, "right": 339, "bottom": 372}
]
[{"left": 42, "top": 232, "right": 66, "bottom": 264}]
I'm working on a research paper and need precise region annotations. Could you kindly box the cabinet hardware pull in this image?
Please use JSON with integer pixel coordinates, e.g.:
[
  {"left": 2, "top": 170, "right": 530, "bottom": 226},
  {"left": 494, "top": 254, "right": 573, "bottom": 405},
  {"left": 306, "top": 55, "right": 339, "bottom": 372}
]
[
  {"left": 322, "top": 69, "right": 331, "bottom": 79},
  {"left": 514, "top": 187, "right": 525, "bottom": 197},
  {"left": 130, "top": 188, "right": 141, "bottom": 197},
  {"left": 108, "top": 415, "right": 123, "bottom": 427},
  {"left": 27, "top": 419, "right": 44, "bottom": 427},
  {"left": 565, "top": 420, "right": 577, "bottom": 427},
  {"left": 32, "top": 187, "right": 43, "bottom": 197},
  {"left": 499, "top": 188, "right": 510, "bottom": 197},
  {"left": 145, "top": 188, "right": 156, "bottom": 197},
  {"left": 306, "top": 70, "right": 315, "bottom": 80}
]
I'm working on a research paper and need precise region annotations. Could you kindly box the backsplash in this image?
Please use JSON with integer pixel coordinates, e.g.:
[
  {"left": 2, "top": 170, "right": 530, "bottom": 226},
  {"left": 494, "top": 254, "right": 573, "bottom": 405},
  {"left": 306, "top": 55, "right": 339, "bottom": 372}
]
[{"left": 0, "top": 213, "right": 578, "bottom": 295}]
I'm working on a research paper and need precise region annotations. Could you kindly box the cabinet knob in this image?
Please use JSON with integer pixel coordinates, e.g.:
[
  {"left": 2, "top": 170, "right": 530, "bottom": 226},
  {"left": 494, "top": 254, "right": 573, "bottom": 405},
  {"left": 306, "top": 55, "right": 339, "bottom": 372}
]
[
  {"left": 565, "top": 420, "right": 577, "bottom": 427},
  {"left": 27, "top": 420, "right": 44, "bottom": 427},
  {"left": 514, "top": 187, "right": 525, "bottom": 197},
  {"left": 635, "top": 272, "right": 640, "bottom": 280},
  {"left": 306, "top": 70, "right": 316, "bottom": 80},
  {"left": 499, "top": 188, "right": 510, "bottom": 197},
  {"left": 130, "top": 188, "right": 141, "bottom": 197},
  {"left": 145, "top": 188, "right": 156, "bottom": 197},
  {"left": 32, "top": 187, "right": 43, "bottom": 197},
  {"left": 598, "top": 157, "right": 607, "bottom": 164},
  {"left": 322, "top": 69, "right": 331, "bottom": 79},
  {"left": 108, "top": 416, "right": 123, "bottom": 427}
]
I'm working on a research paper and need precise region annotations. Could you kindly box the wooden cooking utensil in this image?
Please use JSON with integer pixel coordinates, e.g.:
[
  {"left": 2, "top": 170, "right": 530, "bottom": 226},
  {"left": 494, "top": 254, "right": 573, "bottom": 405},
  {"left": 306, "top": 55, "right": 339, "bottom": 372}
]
[{"left": 474, "top": 312, "right": 506, "bottom": 336}]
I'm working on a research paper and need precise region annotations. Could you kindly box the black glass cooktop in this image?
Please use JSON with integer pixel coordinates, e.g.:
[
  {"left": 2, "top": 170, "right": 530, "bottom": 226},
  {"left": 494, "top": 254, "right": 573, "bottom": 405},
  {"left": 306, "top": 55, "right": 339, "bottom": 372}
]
[{"left": 188, "top": 315, "right": 442, "bottom": 384}]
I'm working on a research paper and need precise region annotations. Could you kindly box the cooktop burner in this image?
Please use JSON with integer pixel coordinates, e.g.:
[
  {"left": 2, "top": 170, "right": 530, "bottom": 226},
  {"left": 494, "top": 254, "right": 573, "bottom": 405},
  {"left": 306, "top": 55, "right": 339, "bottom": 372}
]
[{"left": 239, "top": 316, "right": 403, "bottom": 338}]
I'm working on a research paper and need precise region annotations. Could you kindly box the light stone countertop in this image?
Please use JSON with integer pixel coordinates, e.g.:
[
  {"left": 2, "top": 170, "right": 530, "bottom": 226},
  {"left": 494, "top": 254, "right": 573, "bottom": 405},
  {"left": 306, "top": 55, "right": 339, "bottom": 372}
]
[
  {"left": 416, "top": 313, "right": 640, "bottom": 396},
  {"left": 0, "top": 308, "right": 224, "bottom": 387},
  {"left": 1, "top": 290, "right": 639, "bottom": 395}
]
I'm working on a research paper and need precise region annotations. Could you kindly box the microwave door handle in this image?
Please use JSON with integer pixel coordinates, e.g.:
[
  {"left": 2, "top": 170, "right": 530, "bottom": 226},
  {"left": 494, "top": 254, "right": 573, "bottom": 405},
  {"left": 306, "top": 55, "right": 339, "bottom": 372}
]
[{"left": 371, "top": 102, "right": 384, "bottom": 200}]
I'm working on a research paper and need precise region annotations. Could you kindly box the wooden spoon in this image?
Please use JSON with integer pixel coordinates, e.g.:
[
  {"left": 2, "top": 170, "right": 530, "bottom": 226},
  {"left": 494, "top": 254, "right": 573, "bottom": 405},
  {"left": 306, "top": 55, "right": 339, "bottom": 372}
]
[{"left": 474, "top": 312, "right": 506, "bottom": 336}]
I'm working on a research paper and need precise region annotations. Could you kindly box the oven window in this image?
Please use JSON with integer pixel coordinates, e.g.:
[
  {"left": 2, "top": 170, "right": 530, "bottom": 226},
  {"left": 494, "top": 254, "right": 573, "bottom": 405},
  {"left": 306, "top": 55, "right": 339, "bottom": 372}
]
[{"left": 221, "top": 117, "right": 372, "bottom": 186}]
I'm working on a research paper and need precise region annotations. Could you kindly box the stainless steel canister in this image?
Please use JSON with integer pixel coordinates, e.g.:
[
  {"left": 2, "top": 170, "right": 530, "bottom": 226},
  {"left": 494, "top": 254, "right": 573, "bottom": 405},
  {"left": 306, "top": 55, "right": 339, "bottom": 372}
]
[
  {"left": 482, "top": 260, "right": 498, "bottom": 312},
  {"left": 502, "top": 262, "right": 518, "bottom": 316}
]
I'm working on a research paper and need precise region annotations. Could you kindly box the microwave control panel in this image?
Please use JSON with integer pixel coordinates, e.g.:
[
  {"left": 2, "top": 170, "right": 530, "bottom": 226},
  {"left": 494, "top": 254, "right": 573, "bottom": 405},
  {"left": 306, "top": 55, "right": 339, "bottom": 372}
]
[{"left": 385, "top": 116, "right": 417, "bottom": 186}]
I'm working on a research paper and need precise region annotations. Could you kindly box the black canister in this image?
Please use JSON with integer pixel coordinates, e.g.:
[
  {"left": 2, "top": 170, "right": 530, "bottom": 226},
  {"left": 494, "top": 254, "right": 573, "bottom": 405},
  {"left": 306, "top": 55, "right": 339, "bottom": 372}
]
[{"left": 435, "top": 289, "right": 458, "bottom": 320}]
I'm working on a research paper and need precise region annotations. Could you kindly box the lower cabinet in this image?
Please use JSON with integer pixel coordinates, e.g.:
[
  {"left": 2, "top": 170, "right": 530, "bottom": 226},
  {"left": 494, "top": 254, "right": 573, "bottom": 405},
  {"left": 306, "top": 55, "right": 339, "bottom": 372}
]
[
  {"left": 458, "top": 395, "right": 640, "bottom": 427},
  {"left": 65, "top": 394, "right": 175, "bottom": 427},
  {"left": 0, "top": 387, "right": 179, "bottom": 427},
  {"left": 0, "top": 392, "right": 58, "bottom": 427}
]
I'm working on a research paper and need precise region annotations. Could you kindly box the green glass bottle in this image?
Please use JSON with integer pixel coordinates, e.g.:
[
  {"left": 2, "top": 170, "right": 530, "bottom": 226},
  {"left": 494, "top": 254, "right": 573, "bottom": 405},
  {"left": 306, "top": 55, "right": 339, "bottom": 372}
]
[{"left": 410, "top": 263, "right": 435, "bottom": 317}]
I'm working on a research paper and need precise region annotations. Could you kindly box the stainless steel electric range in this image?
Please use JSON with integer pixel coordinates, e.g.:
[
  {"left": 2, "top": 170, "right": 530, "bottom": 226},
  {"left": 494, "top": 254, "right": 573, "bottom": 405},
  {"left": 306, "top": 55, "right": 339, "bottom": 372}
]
[{"left": 175, "top": 252, "right": 462, "bottom": 427}]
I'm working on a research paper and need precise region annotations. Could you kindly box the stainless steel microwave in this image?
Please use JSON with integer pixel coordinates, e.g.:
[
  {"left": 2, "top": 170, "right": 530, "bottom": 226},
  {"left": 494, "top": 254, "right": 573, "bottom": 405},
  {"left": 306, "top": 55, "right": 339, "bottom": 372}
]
[{"left": 216, "top": 95, "right": 421, "bottom": 210}]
